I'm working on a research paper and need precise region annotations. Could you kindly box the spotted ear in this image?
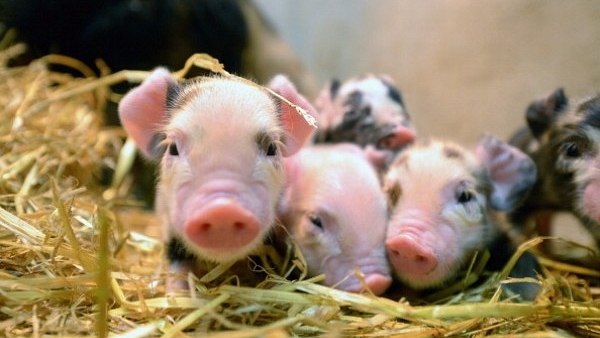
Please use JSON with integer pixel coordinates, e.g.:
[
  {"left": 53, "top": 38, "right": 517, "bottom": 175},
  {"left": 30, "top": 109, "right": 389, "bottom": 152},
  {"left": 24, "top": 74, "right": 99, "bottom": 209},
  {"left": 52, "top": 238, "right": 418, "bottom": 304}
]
[
  {"left": 475, "top": 135, "right": 537, "bottom": 211},
  {"left": 266, "top": 74, "right": 318, "bottom": 157},
  {"left": 118, "top": 67, "right": 178, "bottom": 158},
  {"left": 526, "top": 87, "right": 568, "bottom": 139}
]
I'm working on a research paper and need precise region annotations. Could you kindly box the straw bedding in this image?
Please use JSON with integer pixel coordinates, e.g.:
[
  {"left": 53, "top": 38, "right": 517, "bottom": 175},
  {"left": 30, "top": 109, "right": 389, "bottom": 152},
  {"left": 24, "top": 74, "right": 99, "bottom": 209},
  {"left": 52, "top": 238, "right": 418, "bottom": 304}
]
[{"left": 0, "top": 45, "right": 598, "bottom": 337}]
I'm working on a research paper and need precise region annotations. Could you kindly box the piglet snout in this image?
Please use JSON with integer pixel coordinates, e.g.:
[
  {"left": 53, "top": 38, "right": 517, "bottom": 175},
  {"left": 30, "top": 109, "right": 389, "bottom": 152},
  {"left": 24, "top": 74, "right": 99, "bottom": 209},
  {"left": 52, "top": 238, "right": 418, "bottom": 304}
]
[
  {"left": 338, "top": 272, "right": 392, "bottom": 296},
  {"left": 185, "top": 199, "right": 260, "bottom": 250},
  {"left": 378, "top": 125, "right": 416, "bottom": 150},
  {"left": 363, "top": 273, "right": 393, "bottom": 295},
  {"left": 386, "top": 235, "right": 438, "bottom": 276}
]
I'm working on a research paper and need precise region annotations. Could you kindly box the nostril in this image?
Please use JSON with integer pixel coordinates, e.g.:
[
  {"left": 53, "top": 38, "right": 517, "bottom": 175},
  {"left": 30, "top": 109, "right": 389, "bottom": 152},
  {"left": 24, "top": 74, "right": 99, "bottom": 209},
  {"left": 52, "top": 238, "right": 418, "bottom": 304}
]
[{"left": 199, "top": 223, "right": 211, "bottom": 232}]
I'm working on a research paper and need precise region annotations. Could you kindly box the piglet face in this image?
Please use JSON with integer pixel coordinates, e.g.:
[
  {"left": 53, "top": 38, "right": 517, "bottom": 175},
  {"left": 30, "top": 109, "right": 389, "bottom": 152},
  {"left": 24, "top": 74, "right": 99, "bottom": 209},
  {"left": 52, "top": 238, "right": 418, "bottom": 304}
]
[
  {"left": 279, "top": 144, "right": 392, "bottom": 295},
  {"left": 314, "top": 75, "right": 416, "bottom": 151},
  {"left": 384, "top": 141, "right": 491, "bottom": 289},
  {"left": 539, "top": 95, "right": 600, "bottom": 224},
  {"left": 384, "top": 137, "right": 536, "bottom": 289},
  {"left": 119, "top": 69, "right": 317, "bottom": 265},
  {"left": 156, "top": 79, "right": 287, "bottom": 262}
]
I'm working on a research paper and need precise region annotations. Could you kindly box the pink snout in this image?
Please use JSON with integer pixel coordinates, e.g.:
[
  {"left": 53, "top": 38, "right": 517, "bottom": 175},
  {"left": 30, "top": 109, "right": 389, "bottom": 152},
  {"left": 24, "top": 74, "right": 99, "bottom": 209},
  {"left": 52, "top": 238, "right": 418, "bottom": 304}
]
[
  {"left": 386, "top": 235, "right": 438, "bottom": 276},
  {"left": 363, "top": 273, "right": 393, "bottom": 295},
  {"left": 185, "top": 199, "right": 260, "bottom": 250},
  {"left": 378, "top": 125, "right": 416, "bottom": 150},
  {"left": 338, "top": 273, "right": 392, "bottom": 296}
]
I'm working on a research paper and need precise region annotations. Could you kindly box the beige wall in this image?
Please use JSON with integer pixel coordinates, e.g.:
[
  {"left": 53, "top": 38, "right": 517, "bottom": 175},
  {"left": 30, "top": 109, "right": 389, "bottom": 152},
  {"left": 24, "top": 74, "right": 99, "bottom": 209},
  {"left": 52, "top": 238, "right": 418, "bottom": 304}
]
[{"left": 255, "top": 0, "right": 600, "bottom": 145}]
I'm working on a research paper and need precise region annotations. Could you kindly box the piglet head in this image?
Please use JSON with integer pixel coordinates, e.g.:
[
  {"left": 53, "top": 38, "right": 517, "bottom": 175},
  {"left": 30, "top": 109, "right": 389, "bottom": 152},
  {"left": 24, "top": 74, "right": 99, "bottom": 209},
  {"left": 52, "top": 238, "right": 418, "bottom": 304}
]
[
  {"left": 527, "top": 91, "right": 600, "bottom": 227},
  {"left": 314, "top": 74, "right": 416, "bottom": 152},
  {"left": 384, "top": 136, "right": 536, "bottom": 289},
  {"left": 119, "top": 68, "right": 317, "bottom": 263},
  {"left": 279, "top": 144, "right": 392, "bottom": 295}
]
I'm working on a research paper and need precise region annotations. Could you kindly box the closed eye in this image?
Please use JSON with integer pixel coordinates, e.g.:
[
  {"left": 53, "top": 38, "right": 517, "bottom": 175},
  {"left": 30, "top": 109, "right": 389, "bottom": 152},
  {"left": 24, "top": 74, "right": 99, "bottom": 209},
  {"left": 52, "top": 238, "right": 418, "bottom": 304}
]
[{"left": 385, "top": 181, "right": 402, "bottom": 208}]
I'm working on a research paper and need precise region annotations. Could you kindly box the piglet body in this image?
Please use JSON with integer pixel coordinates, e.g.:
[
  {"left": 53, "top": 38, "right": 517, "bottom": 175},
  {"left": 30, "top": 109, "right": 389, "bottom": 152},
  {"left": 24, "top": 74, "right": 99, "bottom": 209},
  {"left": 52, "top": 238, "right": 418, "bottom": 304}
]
[
  {"left": 118, "top": 68, "right": 316, "bottom": 282},
  {"left": 278, "top": 144, "right": 392, "bottom": 295},
  {"left": 384, "top": 136, "right": 540, "bottom": 299}
]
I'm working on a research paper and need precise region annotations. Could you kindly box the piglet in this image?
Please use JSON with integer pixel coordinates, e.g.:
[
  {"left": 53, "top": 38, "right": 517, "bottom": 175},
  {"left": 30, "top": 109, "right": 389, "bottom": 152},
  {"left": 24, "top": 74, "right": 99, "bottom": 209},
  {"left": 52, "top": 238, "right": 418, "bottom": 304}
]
[
  {"left": 383, "top": 136, "right": 540, "bottom": 299},
  {"left": 313, "top": 74, "right": 416, "bottom": 168},
  {"left": 118, "top": 68, "right": 317, "bottom": 285},
  {"left": 509, "top": 88, "right": 600, "bottom": 251},
  {"left": 278, "top": 144, "right": 392, "bottom": 295}
]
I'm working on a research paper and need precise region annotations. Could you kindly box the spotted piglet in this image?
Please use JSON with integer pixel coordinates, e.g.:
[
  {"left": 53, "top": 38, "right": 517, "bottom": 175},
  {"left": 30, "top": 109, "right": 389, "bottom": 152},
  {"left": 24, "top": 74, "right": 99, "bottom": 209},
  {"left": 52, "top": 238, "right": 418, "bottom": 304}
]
[
  {"left": 313, "top": 74, "right": 416, "bottom": 168},
  {"left": 118, "top": 68, "right": 317, "bottom": 286},
  {"left": 383, "top": 136, "right": 540, "bottom": 300},
  {"left": 510, "top": 89, "right": 600, "bottom": 251},
  {"left": 278, "top": 144, "right": 392, "bottom": 295}
]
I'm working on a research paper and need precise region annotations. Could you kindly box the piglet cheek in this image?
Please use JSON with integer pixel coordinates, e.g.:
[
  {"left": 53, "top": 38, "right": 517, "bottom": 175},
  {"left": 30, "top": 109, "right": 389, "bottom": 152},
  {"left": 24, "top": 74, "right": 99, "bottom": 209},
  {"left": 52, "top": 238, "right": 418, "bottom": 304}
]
[{"left": 582, "top": 180, "right": 600, "bottom": 221}]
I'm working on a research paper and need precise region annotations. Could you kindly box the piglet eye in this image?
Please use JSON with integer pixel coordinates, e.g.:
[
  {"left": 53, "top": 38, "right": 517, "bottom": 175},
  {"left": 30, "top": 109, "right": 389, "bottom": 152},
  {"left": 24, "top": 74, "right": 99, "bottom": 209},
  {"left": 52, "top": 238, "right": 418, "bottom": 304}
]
[
  {"left": 168, "top": 143, "right": 179, "bottom": 156},
  {"left": 266, "top": 142, "right": 277, "bottom": 156},
  {"left": 257, "top": 133, "right": 278, "bottom": 156},
  {"left": 457, "top": 190, "right": 473, "bottom": 204},
  {"left": 309, "top": 214, "right": 323, "bottom": 228},
  {"left": 562, "top": 142, "right": 581, "bottom": 158}
]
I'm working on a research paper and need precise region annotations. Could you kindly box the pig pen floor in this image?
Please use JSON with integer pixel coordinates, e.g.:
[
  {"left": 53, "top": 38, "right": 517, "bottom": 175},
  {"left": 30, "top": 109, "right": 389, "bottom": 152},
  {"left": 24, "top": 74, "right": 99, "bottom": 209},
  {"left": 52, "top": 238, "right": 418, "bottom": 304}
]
[{"left": 0, "top": 51, "right": 599, "bottom": 337}]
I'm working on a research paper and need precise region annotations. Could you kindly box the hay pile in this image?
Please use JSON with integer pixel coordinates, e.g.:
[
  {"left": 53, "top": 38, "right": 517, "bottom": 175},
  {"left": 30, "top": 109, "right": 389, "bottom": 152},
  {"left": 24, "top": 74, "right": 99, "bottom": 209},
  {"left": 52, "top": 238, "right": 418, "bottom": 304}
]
[{"left": 0, "top": 46, "right": 599, "bottom": 337}]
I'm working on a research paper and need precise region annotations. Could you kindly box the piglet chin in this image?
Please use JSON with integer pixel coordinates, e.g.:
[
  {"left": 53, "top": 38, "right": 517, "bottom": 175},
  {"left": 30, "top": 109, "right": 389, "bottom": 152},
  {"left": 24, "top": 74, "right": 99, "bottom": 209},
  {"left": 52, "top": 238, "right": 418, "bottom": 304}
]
[
  {"left": 583, "top": 180, "right": 600, "bottom": 222},
  {"left": 184, "top": 198, "right": 261, "bottom": 252}
]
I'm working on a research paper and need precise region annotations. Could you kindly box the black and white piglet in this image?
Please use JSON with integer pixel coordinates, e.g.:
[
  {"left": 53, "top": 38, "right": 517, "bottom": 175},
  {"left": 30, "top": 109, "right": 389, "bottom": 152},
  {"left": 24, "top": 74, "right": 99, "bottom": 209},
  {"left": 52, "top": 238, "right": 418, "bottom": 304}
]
[{"left": 510, "top": 88, "right": 600, "bottom": 252}]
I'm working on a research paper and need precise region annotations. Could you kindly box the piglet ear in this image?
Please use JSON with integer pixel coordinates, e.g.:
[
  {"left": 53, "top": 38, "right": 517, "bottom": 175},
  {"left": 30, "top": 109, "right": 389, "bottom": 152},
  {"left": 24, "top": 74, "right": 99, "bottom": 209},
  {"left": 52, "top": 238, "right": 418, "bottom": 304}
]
[
  {"left": 312, "top": 78, "right": 340, "bottom": 130},
  {"left": 475, "top": 135, "right": 537, "bottom": 211},
  {"left": 267, "top": 74, "right": 318, "bottom": 157},
  {"left": 118, "top": 67, "right": 178, "bottom": 158},
  {"left": 526, "top": 87, "right": 568, "bottom": 139}
]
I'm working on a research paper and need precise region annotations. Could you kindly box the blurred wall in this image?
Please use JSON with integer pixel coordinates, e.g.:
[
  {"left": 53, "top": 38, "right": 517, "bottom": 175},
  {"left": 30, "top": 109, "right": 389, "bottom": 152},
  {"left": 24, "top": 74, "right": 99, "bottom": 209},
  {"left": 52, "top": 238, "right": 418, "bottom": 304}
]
[{"left": 255, "top": 0, "right": 600, "bottom": 145}]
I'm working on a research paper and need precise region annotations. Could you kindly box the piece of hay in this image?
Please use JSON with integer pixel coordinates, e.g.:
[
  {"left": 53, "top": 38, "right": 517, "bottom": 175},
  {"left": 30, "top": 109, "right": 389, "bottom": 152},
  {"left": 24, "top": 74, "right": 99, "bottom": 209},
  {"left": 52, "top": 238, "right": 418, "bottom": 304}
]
[{"left": 0, "top": 48, "right": 598, "bottom": 337}]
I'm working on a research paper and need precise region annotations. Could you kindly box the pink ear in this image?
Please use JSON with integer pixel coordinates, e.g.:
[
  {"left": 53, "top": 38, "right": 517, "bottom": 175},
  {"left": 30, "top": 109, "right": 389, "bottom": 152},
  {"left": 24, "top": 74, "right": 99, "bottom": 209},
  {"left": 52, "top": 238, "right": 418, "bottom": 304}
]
[
  {"left": 267, "top": 75, "right": 318, "bottom": 157},
  {"left": 118, "top": 67, "right": 177, "bottom": 158},
  {"left": 313, "top": 80, "right": 338, "bottom": 129},
  {"left": 475, "top": 135, "right": 537, "bottom": 211}
]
